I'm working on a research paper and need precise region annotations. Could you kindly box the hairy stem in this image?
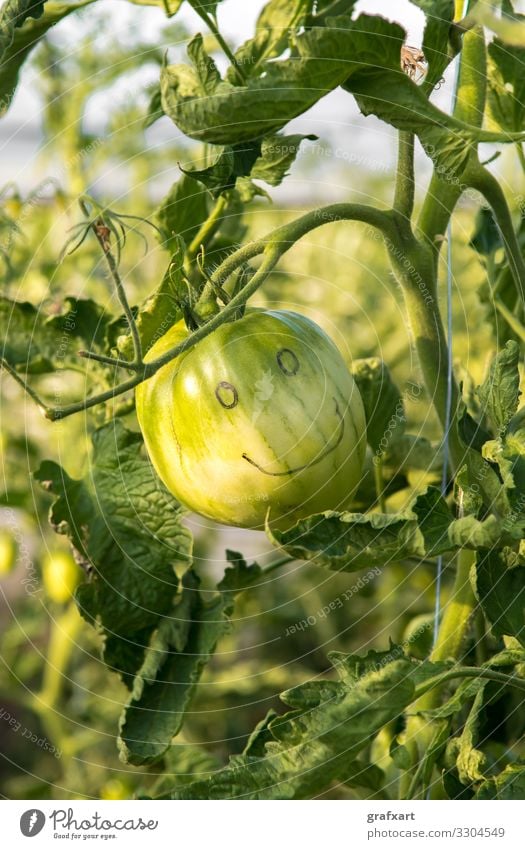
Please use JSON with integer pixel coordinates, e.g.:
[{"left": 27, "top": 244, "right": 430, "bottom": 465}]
[
  {"left": 0, "top": 358, "right": 49, "bottom": 414},
  {"left": 386, "top": 233, "right": 464, "bottom": 472},
  {"left": 417, "top": 21, "right": 486, "bottom": 268},
  {"left": 78, "top": 350, "right": 140, "bottom": 370},
  {"left": 84, "top": 205, "right": 143, "bottom": 365},
  {"left": 466, "top": 162, "right": 525, "bottom": 303},
  {"left": 393, "top": 132, "right": 415, "bottom": 222},
  {"left": 429, "top": 548, "right": 476, "bottom": 665},
  {"left": 33, "top": 203, "right": 391, "bottom": 419},
  {"left": 413, "top": 663, "right": 525, "bottom": 701},
  {"left": 185, "top": 194, "right": 228, "bottom": 268},
  {"left": 402, "top": 548, "right": 477, "bottom": 797}
]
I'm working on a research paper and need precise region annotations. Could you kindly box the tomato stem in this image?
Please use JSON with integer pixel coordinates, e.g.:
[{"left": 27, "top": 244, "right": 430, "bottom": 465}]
[
  {"left": 80, "top": 200, "right": 143, "bottom": 366},
  {"left": 185, "top": 194, "right": 228, "bottom": 274},
  {"left": 393, "top": 132, "right": 415, "bottom": 222},
  {"left": 402, "top": 548, "right": 476, "bottom": 797},
  {"left": 465, "top": 161, "right": 525, "bottom": 304},
  {"left": 12, "top": 203, "right": 393, "bottom": 420}
]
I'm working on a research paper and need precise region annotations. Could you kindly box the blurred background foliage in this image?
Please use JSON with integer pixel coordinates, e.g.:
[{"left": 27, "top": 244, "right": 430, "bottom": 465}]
[{"left": 0, "top": 2, "right": 522, "bottom": 800}]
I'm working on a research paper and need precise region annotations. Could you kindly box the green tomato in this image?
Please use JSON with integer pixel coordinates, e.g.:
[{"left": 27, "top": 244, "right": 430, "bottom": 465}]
[
  {"left": 0, "top": 531, "right": 17, "bottom": 576},
  {"left": 137, "top": 310, "right": 366, "bottom": 529},
  {"left": 42, "top": 550, "right": 80, "bottom": 604}
]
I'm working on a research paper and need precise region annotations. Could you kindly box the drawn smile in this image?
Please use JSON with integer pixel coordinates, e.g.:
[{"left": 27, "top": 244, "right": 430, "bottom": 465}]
[{"left": 242, "top": 398, "right": 345, "bottom": 477}]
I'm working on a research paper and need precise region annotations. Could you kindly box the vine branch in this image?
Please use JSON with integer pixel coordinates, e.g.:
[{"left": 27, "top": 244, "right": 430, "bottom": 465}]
[
  {"left": 393, "top": 132, "right": 415, "bottom": 222},
  {"left": 80, "top": 200, "right": 143, "bottom": 366},
  {"left": 3, "top": 203, "right": 395, "bottom": 421},
  {"left": 465, "top": 161, "right": 525, "bottom": 304}
]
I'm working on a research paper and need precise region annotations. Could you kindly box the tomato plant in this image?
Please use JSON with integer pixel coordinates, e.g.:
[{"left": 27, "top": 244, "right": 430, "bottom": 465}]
[{"left": 2, "top": 0, "right": 525, "bottom": 802}]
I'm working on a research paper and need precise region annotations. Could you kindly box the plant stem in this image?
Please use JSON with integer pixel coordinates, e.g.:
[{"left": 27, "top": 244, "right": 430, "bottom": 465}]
[
  {"left": 393, "top": 132, "right": 415, "bottom": 222},
  {"left": 413, "top": 664, "right": 525, "bottom": 701},
  {"left": 416, "top": 178, "right": 461, "bottom": 272},
  {"left": 417, "top": 20, "right": 486, "bottom": 267},
  {"left": 193, "top": 7, "right": 246, "bottom": 85},
  {"left": 23, "top": 203, "right": 391, "bottom": 419},
  {"left": 466, "top": 161, "right": 525, "bottom": 304},
  {"left": 429, "top": 547, "right": 476, "bottom": 665},
  {"left": 494, "top": 297, "right": 525, "bottom": 343},
  {"left": 516, "top": 143, "right": 525, "bottom": 174},
  {"left": 78, "top": 350, "right": 140, "bottom": 370},
  {"left": 402, "top": 548, "right": 477, "bottom": 797},
  {"left": 0, "top": 358, "right": 50, "bottom": 416},
  {"left": 386, "top": 235, "right": 464, "bottom": 472},
  {"left": 83, "top": 204, "right": 143, "bottom": 365},
  {"left": 185, "top": 194, "right": 228, "bottom": 268},
  {"left": 374, "top": 459, "right": 386, "bottom": 512}
]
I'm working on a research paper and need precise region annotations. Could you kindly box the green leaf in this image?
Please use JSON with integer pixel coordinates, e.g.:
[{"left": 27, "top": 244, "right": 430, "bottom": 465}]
[
  {"left": 474, "top": 549, "right": 525, "bottom": 648},
  {"left": 181, "top": 147, "right": 237, "bottom": 196},
  {"left": 155, "top": 172, "right": 209, "bottom": 251},
  {"left": 145, "top": 743, "right": 221, "bottom": 798},
  {"left": 118, "top": 551, "right": 261, "bottom": 765},
  {"left": 383, "top": 433, "right": 442, "bottom": 476},
  {"left": 0, "top": 1, "right": 96, "bottom": 117},
  {"left": 419, "top": 720, "right": 450, "bottom": 787},
  {"left": 170, "top": 652, "right": 444, "bottom": 799},
  {"left": 409, "top": 0, "right": 455, "bottom": 91},
  {"left": 187, "top": 0, "right": 223, "bottom": 18},
  {"left": 486, "top": 2, "right": 525, "bottom": 134},
  {"left": 458, "top": 443, "right": 512, "bottom": 518},
  {"left": 34, "top": 421, "right": 192, "bottom": 683},
  {"left": 456, "top": 685, "right": 488, "bottom": 785},
  {"left": 267, "top": 509, "right": 425, "bottom": 570},
  {"left": 161, "top": 10, "right": 521, "bottom": 180},
  {"left": 477, "top": 340, "right": 521, "bottom": 434},
  {"left": 475, "top": 763, "right": 525, "bottom": 799},
  {"left": 250, "top": 133, "right": 317, "bottom": 186},
  {"left": 448, "top": 513, "right": 523, "bottom": 549},
  {"left": 229, "top": 0, "right": 314, "bottom": 81},
  {"left": 0, "top": 0, "right": 46, "bottom": 55},
  {"left": 470, "top": 206, "right": 503, "bottom": 257},
  {"left": 389, "top": 736, "right": 411, "bottom": 770},
  {"left": 350, "top": 358, "right": 404, "bottom": 454},
  {"left": 187, "top": 32, "right": 221, "bottom": 95},
  {"left": 144, "top": 86, "right": 164, "bottom": 128},
  {"left": 411, "top": 487, "right": 454, "bottom": 556},
  {"left": 0, "top": 296, "right": 114, "bottom": 374},
  {"left": 182, "top": 134, "right": 315, "bottom": 198},
  {"left": 160, "top": 12, "right": 361, "bottom": 144}
]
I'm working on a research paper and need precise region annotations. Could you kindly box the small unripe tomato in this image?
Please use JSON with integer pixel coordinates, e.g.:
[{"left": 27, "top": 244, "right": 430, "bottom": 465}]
[
  {"left": 42, "top": 550, "right": 79, "bottom": 603},
  {"left": 0, "top": 530, "right": 17, "bottom": 576},
  {"left": 136, "top": 310, "right": 366, "bottom": 529}
]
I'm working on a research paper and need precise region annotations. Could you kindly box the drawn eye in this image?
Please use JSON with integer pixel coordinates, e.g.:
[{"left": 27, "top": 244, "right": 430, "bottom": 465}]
[
  {"left": 215, "top": 381, "right": 238, "bottom": 409},
  {"left": 276, "top": 348, "right": 299, "bottom": 376}
]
